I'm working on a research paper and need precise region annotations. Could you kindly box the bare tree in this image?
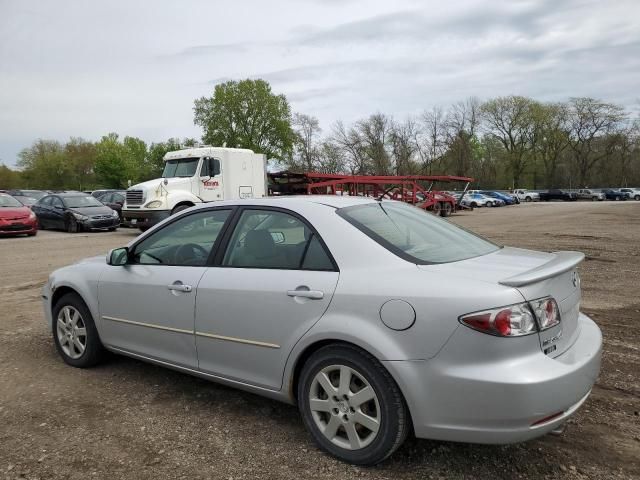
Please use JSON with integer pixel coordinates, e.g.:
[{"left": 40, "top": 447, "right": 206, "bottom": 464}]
[
  {"left": 417, "top": 106, "right": 447, "bottom": 174},
  {"left": 481, "top": 96, "right": 535, "bottom": 188},
  {"left": 390, "top": 117, "right": 419, "bottom": 175},
  {"left": 292, "top": 113, "right": 322, "bottom": 171},
  {"left": 567, "top": 97, "right": 627, "bottom": 187}
]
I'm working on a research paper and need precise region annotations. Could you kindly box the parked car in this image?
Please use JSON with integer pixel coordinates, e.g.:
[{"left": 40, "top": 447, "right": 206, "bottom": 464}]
[
  {"left": 0, "top": 193, "right": 38, "bottom": 236},
  {"left": 32, "top": 193, "right": 120, "bottom": 233},
  {"left": 619, "top": 188, "right": 640, "bottom": 201},
  {"left": 512, "top": 189, "right": 539, "bottom": 202},
  {"left": 96, "top": 191, "right": 126, "bottom": 222},
  {"left": 7, "top": 189, "right": 49, "bottom": 200},
  {"left": 42, "top": 197, "right": 602, "bottom": 465},
  {"left": 539, "top": 189, "right": 578, "bottom": 201},
  {"left": 90, "top": 189, "right": 122, "bottom": 199},
  {"left": 460, "top": 193, "right": 498, "bottom": 208},
  {"left": 480, "top": 191, "right": 516, "bottom": 205},
  {"left": 576, "top": 189, "right": 605, "bottom": 201},
  {"left": 10, "top": 195, "right": 38, "bottom": 207},
  {"left": 601, "top": 189, "right": 627, "bottom": 201}
]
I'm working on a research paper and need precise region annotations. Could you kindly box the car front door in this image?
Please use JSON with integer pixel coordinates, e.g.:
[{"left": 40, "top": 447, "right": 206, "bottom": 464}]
[
  {"left": 50, "top": 196, "right": 67, "bottom": 229},
  {"left": 195, "top": 207, "right": 339, "bottom": 390},
  {"left": 97, "top": 208, "right": 233, "bottom": 368}
]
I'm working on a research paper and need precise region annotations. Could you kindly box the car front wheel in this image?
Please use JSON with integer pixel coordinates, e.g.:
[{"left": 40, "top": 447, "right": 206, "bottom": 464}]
[
  {"left": 52, "top": 293, "right": 104, "bottom": 368},
  {"left": 298, "top": 344, "right": 409, "bottom": 465}
]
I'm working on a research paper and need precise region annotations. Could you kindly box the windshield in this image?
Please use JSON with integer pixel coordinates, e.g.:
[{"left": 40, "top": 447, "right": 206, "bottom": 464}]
[
  {"left": 22, "top": 190, "right": 47, "bottom": 199},
  {"left": 162, "top": 157, "right": 200, "bottom": 178},
  {"left": 62, "top": 196, "right": 104, "bottom": 208},
  {"left": 338, "top": 201, "right": 499, "bottom": 264},
  {"left": 0, "top": 195, "right": 23, "bottom": 207}
]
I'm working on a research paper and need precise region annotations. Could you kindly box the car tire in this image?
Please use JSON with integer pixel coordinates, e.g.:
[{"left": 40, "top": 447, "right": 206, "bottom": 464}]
[
  {"left": 486, "top": 201, "right": 493, "bottom": 207},
  {"left": 525, "top": 196, "right": 532, "bottom": 202},
  {"left": 38, "top": 219, "right": 46, "bottom": 230},
  {"left": 171, "top": 204, "right": 192, "bottom": 216},
  {"left": 635, "top": 195, "right": 640, "bottom": 201},
  {"left": 66, "top": 217, "right": 79, "bottom": 233},
  {"left": 470, "top": 202, "right": 478, "bottom": 208},
  {"left": 298, "top": 344, "right": 409, "bottom": 466},
  {"left": 28, "top": 232, "right": 37, "bottom": 237},
  {"left": 440, "top": 202, "right": 453, "bottom": 217},
  {"left": 108, "top": 227, "right": 116, "bottom": 232},
  {"left": 52, "top": 293, "right": 105, "bottom": 368}
]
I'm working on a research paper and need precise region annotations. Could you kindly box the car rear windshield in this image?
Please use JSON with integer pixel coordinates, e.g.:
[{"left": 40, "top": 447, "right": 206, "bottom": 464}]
[{"left": 337, "top": 201, "right": 499, "bottom": 264}]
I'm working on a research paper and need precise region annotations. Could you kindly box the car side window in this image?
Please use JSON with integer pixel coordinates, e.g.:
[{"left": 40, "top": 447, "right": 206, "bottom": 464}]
[
  {"left": 222, "top": 209, "right": 334, "bottom": 270},
  {"left": 51, "top": 197, "right": 63, "bottom": 208},
  {"left": 131, "top": 209, "right": 230, "bottom": 266},
  {"left": 113, "top": 193, "right": 124, "bottom": 203},
  {"left": 39, "top": 196, "right": 53, "bottom": 206}
]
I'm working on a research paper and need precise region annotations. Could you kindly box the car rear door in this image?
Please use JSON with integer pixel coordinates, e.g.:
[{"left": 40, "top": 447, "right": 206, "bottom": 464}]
[
  {"left": 98, "top": 208, "right": 233, "bottom": 368},
  {"left": 194, "top": 206, "right": 339, "bottom": 390}
]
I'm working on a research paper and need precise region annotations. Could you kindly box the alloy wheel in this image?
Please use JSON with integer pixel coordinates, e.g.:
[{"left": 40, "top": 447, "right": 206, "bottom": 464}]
[
  {"left": 309, "top": 365, "right": 381, "bottom": 450},
  {"left": 56, "top": 305, "right": 87, "bottom": 359}
]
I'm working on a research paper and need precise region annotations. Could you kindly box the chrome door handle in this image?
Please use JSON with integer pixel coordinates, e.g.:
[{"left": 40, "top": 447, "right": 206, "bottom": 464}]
[
  {"left": 287, "top": 289, "right": 324, "bottom": 300},
  {"left": 167, "top": 283, "right": 192, "bottom": 293}
]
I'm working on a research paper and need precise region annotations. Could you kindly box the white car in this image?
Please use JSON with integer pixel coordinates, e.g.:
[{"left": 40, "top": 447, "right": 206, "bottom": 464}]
[
  {"left": 461, "top": 193, "right": 498, "bottom": 208},
  {"left": 619, "top": 188, "right": 640, "bottom": 201},
  {"left": 513, "top": 189, "right": 540, "bottom": 202}
]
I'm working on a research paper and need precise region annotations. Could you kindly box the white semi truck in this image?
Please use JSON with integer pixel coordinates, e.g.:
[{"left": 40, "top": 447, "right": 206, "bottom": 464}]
[{"left": 122, "top": 146, "right": 267, "bottom": 230}]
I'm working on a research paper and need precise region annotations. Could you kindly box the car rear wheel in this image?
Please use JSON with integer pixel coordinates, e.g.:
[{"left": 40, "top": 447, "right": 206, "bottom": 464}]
[
  {"left": 470, "top": 202, "right": 478, "bottom": 208},
  {"left": 52, "top": 293, "right": 104, "bottom": 368},
  {"left": 440, "top": 202, "right": 453, "bottom": 217},
  {"left": 486, "top": 201, "right": 493, "bottom": 207},
  {"left": 298, "top": 344, "right": 409, "bottom": 465}
]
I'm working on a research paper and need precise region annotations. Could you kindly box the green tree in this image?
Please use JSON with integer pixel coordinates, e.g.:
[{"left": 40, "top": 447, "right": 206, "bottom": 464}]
[
  {"left": 94, "top": 133, "right": 129, "bottom": 188},
  {"left": 65, "top": 137, "right": 97, "bottom": 190},
  {"left": 193, "top": 79, "right": 295, "bottom": 160},
  {"left": 0, "top": 164, "right": 21, "bottom": 189},
  {"left": 17, "top": 139, "right": 69, "bottom": 189}
]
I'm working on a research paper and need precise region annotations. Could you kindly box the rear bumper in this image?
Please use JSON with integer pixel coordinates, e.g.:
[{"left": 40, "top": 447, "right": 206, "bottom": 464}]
[
  {"left": 385, "top": 312, "right": 602, "bottom": 444},
  {"left": 122, "top": 209, "right": 170, "bottom": 228}
]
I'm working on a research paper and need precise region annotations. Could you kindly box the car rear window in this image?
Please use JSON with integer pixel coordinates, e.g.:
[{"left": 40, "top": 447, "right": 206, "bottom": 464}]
[{"left": 337, "top": 201, "right": 499, "bottom": 264}]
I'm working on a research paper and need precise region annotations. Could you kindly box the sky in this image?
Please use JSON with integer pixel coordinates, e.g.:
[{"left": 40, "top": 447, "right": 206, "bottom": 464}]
[{"left": 1, "top": 0, "right": 639, "bottom": 167}]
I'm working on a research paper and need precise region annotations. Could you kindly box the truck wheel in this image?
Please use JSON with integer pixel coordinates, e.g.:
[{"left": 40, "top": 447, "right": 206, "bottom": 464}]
[
  {"left": 525, "top": 196, "right": 532, "bottom": 202},
  {"left": 171, "top": 204, "right": 192, "bottom": 216},
  {"left": 440, "top": 202, "right": 453, "bottom": 217}
]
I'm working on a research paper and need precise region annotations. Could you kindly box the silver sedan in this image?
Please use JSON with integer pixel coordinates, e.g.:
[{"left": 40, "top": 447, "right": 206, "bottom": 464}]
[{"left": 42, "top": 196, "right": 602, "bottom": 465}]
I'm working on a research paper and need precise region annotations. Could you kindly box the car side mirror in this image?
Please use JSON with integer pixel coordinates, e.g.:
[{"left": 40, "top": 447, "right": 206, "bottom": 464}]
[{"left": 107, "top": 247, "right": 129, "bottom": 266}]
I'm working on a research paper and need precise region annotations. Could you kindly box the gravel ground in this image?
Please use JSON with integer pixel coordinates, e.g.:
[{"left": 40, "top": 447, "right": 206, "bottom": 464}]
[{"left": 0, "top": 201, "right": 638, "bottom": 480}]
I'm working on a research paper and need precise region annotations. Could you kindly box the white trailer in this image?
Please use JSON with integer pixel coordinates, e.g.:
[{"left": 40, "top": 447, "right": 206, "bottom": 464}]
[{"left": 122, "top": 146, "right": 267, "bottom": 230}]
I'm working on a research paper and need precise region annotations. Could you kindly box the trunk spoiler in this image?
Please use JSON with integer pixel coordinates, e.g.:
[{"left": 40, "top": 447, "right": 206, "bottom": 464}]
[{"left": 499, "top": 251, "right": 585, "bottom": 287}]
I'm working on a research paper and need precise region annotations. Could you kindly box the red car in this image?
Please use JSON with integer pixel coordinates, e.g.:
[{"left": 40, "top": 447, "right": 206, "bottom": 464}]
[{"left": 0, "top": 193, "right": 38, "bottom": 236}]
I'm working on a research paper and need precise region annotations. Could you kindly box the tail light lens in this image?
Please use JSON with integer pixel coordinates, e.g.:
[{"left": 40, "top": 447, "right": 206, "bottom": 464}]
[
  {"left": 530, "top": 297, "right": 561, "bottom": 330},
  {"left": 460, "top": 302, "right": 537, "bottom": 337}
]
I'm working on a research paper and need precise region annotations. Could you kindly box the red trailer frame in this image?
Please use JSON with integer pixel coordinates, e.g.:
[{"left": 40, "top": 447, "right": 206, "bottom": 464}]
[{"left": 268, "top": 172, "right": 474, "bottom": 217}]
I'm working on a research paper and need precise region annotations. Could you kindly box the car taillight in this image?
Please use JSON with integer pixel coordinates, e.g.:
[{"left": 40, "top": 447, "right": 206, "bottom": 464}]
[
  {"left": 529, "top": 297, "right": 561, "bottom": 330},
  {"left": 459, "top": 302, "right": 537, "bottom": 337}
]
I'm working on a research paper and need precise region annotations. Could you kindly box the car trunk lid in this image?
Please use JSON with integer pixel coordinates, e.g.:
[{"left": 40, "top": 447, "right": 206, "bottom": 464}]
[{"left": 419, "top": 247, "right": 584, "bottom": 357}]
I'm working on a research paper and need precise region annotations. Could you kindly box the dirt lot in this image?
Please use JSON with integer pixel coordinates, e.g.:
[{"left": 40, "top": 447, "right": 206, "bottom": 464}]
[{"left": 1, "top": 201, "right": 639, "bottom": 480}]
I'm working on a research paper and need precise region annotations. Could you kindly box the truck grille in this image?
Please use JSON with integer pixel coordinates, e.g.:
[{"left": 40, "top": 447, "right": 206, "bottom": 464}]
[{"left": 126, "top": 190, "right": 144, "bottom": 205}]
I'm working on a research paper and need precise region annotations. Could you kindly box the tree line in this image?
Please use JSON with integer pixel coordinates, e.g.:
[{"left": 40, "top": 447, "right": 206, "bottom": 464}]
[{"left": 1, "top": 79, "right": 638, "bottom": 191}]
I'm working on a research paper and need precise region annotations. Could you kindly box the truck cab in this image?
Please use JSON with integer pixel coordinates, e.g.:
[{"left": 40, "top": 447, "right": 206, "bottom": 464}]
[{"left": 122, "top": 147, "right": 267, "bottom": 230}]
